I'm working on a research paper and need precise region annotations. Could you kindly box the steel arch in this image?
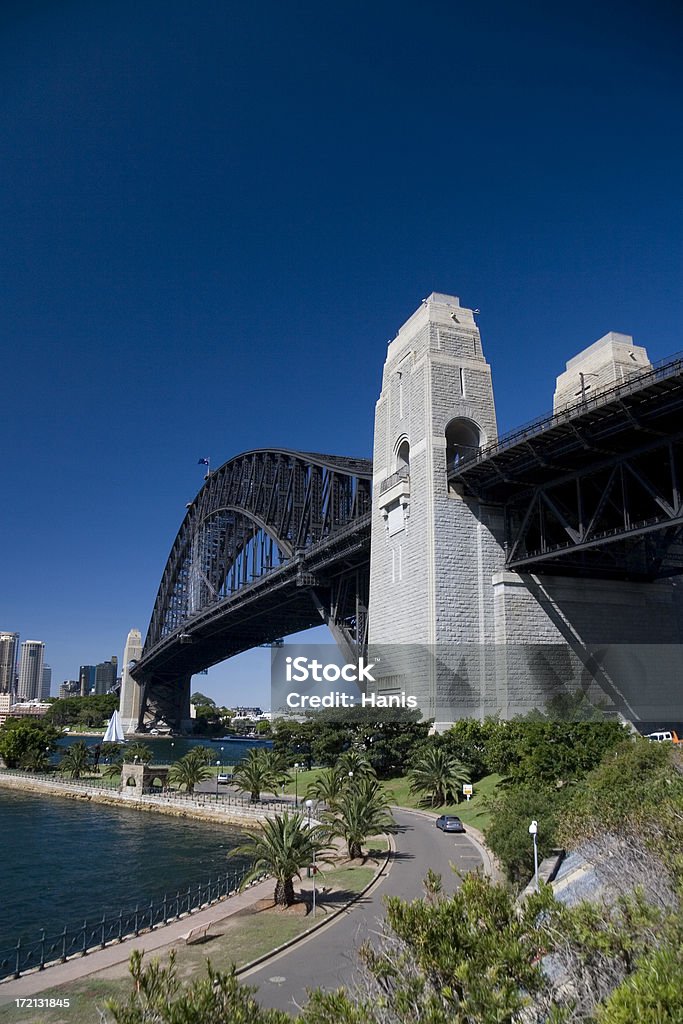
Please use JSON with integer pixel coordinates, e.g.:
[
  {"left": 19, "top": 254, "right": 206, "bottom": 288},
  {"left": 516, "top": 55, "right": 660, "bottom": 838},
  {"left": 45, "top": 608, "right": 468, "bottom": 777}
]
[{"left": 145, "top": 449, "right": 372, "bottom": 652}]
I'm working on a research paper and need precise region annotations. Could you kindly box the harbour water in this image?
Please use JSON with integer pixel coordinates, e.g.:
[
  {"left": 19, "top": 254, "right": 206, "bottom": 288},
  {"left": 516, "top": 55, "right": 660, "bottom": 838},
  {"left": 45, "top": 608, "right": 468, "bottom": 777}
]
[
  {"left": 0, "top": 787, "right": 252, "bottom": 951},
  {"left": 55, "top": 734, "right": 272, "bottom": 766}
]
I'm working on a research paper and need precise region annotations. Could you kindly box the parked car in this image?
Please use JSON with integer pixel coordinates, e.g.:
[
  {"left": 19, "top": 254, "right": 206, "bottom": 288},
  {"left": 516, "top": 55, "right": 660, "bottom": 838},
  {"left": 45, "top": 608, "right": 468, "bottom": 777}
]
[
  {"left": 645, "top": 730, "right": 682, "bottom": 746},
  {"left": 435, "top": 815, "right": 465, "bottom": 833},
  {"left": 217, "top": 773, "right": 232, "bottom": 783}
]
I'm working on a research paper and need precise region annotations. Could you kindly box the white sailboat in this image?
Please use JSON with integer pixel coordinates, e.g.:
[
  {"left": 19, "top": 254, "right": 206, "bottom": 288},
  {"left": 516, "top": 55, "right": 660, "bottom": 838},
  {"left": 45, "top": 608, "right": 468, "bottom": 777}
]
[{"left": 103, "top": 710, "right": 126, "bottom": 744}]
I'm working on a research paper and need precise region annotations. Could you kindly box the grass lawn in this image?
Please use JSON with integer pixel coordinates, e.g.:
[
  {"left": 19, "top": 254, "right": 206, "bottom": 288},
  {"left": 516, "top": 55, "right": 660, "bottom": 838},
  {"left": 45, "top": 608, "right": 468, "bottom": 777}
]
[
  {"left": 279, "top": 767, "right": 325, "bottom": 799},
  {"left": 380, "top": 772, "right": 501, "bottom": 831},
  {"left": 0, "top": 841, "right": 388, "bottom": 1024}
]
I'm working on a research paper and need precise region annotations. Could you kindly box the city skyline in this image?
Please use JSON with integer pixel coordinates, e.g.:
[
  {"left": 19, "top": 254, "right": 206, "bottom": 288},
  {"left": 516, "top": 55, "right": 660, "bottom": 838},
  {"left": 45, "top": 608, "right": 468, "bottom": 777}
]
[{"left": 1, "top": 0, "right": 681, "bottom": 707}]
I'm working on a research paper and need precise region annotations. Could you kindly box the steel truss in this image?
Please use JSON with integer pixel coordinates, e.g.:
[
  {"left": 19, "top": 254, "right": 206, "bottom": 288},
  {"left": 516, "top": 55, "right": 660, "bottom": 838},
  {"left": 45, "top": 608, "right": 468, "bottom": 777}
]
[
  {"left": 505, "top": 435, "right": 683, "bottom": 578},
  {"left": 451, "top": 352, "right": 683, "bottom": 580},
  {"left": 134, "top": 450, "right": 372, "bottom": 730}
]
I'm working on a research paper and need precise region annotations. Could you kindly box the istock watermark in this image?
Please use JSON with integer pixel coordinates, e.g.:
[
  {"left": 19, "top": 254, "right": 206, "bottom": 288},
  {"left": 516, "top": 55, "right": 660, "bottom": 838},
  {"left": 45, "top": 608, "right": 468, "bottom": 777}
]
[{"left": 271, "top": 645, "right": 419, "bottom": 716}]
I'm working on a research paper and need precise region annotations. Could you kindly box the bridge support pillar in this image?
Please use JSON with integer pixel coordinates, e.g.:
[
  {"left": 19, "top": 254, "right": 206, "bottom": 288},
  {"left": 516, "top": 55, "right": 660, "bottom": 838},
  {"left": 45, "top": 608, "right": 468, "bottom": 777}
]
[
  {"left": 138, "top": 671, "right": 193, "bottom": 735},
  {"left": 368, "top": 293, "right": 501, "bottom": 725},
  {"left": 119, "top": 628, "right": 143, "bottom": 734}
]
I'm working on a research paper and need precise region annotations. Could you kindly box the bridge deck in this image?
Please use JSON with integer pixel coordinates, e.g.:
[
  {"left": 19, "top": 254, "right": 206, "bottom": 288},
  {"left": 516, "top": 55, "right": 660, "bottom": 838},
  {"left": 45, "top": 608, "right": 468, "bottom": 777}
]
[{"left": 451, "top": 350, "right": 683, "bottom": 502}]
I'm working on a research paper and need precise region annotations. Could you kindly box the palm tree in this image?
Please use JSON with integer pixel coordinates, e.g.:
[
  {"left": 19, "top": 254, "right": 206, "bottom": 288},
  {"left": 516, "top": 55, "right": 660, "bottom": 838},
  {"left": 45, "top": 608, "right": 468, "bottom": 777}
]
[
  {"left": 59, "top": 741, "right": 92, "bottom": 779},
  {"left": 168, "top": 749, "right": 213, "bottom": 794},
  {"left": 123, "top": 742, "right": 153, "bottom": 764},
  {"left": 337, "top": 749, "right": 375, "bottom": 780},
  {"left": 305, "top": 767, "right": 347, "bottom": 807},
  {"left": 102, "top": 757, "right": 124, "bottom": 779},
  {"left": 323, "top": 777, "right": 396, "bottom": 859},
  {"left": 19, "top": 748, "right": 50, "bottom": 773},
  {"left": 408, "top": 746, "right": 471, "bottom": 807},
  {"left": 232, "top": 811, "right": 331, "bottom": 907},
  {"left": 232, "top": 748, "right": 288, "bottom": 802}
]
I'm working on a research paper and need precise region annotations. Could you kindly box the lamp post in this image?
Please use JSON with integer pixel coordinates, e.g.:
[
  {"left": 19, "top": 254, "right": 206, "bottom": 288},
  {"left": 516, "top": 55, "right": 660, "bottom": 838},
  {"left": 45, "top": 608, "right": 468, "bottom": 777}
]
[
  {"left": 529, "top": 820, "right": 539, "bottom": 891},
  {"left": 305, "top": 799, "right": 316, "bottom": 917},
  {"left": 216, "top": 760, "right": 220, "bottom": 796},
  {"left": 294, "top": 763, "right": 300, "bottom": 807}
]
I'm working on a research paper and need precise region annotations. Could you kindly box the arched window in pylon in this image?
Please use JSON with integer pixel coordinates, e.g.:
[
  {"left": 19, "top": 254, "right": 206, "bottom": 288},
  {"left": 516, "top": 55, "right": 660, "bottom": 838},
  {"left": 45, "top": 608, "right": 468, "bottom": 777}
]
[
  {"left": 445, "top": 418, "right": 481, "bottom": 473},
  {"left": 396, "top": 438, "right": 410, "bottom": 473}
]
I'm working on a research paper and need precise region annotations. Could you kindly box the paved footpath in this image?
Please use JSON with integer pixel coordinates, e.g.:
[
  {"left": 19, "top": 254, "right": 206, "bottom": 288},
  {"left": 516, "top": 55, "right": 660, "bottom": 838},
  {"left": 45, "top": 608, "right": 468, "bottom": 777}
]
[
  {"left": 0, "top": 807, "right": 489, "bottom": 1014},
  {"left": 0, "top": 877, "right": 275, "bottom": 1007},
  {"left": 244, "top": 807, "right": 485, "bottom": 1014}
]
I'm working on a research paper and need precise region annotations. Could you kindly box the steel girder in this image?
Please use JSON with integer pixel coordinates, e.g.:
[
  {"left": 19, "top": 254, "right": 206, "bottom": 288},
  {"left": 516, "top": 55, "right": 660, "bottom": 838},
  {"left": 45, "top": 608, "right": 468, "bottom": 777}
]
[
  {"left": 505, "top": 434, "right": 683, "bottom": 578},
  {"left": 133, "top": 450, "right": 372, "bottom": 730}
]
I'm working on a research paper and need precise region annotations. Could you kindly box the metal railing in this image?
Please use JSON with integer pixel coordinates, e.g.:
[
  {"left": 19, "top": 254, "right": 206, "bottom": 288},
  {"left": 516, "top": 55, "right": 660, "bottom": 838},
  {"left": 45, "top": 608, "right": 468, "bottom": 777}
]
[
  {"left": 0, "top": 768, "right": 119, "bottom": 790},
  {"left": 454, "top": 349, "right": 683, "bottom": 471},
  {"left": 0, "top": 865, "right": 266, "bottom": 982},
  {"left": 0, "top": 767, "right": 293, "bottom": 811},
  {"left": 379, "top": 467, "right": 410, "bottom": 494}
]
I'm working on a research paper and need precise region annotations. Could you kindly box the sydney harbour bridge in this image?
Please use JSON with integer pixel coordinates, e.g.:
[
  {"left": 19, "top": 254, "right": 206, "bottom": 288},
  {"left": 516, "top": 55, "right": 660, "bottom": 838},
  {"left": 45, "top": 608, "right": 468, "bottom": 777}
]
[{"left": 129, "top": 298, "right": 683, "bottom": 732}]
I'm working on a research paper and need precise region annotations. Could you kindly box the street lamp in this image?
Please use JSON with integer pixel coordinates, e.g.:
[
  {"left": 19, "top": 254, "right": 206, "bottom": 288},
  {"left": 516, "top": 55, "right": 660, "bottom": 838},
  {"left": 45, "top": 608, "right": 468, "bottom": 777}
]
[
  {"left": 294, "top": 763, "right": 300, "bottom": 807},
  {"left": 305, "top": 799, "right": 316, "bottom": 917},
  {"left": 529, "top": 820, "right": 539, "bottom": 891},
  {"left": 216, "top": 760, "right": 221, "bottom": 796}
]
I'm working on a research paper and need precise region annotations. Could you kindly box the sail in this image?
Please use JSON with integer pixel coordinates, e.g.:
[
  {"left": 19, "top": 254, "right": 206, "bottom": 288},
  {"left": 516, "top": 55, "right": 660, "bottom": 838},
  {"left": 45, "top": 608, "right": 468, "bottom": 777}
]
[{"left": 103, "top": 710, "right": 125, "bottom": 744}]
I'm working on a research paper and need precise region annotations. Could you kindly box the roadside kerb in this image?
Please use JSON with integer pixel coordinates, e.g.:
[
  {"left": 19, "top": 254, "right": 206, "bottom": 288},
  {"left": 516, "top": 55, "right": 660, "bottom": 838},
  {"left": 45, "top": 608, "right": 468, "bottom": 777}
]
[
  {"left": 238, "top": 833, "right": 395, "bottom": 979},
  {"left": 391, "top": 806, "right": 504, "bottom": 883}
]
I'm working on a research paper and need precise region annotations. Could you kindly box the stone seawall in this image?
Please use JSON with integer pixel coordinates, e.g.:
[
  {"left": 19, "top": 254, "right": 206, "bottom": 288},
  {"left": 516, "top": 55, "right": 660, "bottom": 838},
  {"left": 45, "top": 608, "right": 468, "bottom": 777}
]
[{"left": 0, "top": 773, "right": 267, "bottom": 829}]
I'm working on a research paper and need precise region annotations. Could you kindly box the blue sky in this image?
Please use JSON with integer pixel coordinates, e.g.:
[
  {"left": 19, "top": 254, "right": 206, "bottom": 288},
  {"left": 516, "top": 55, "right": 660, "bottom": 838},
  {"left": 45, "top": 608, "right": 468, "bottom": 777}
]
[{"left": 2, "top": 0, "right": 681, "bottom": 706}]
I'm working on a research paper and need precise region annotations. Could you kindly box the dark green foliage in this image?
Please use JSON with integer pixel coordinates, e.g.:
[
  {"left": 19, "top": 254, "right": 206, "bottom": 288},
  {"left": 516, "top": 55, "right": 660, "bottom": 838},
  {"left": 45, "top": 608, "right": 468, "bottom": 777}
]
[
  {"left": 232, "top": 747, "right": 288, "bottom": 801},
  {"left": 104, "top": 951, "right": 291, "bottom": 1024},
  {"left": 59, "top": 740, "right": 92, "bottom": 779},
  {"left": 0, "top": 718, "right": 62, "bottom": 768},
  {"left": 431, "top": 718, "right": 493, "bottom": 780},
  {"left": 408, "top": 745, "right": 471, "bottom": 806},
  {"left": 167, "top": 748, "right": 213, "bottom": 793},
  {"left": 233, "top": 810, "right": 332, "bottom": 907},
  {"left": 560, "top": 738, "right": 683, "bottom": 839},
  {"left": 485, "top": 783, "right": 569, "bottom": 883},
  {"left": 503, "top": 720, "right": 627, "bottom": 787},
  {"left": 44, "top": 693, "right": 118, "bottom": 728},
  {"left": 272, "top": 707, "right": 430, "bottom": 777},
  {"left": 101, "top": 741, "right": 123, "bottom": 760},
  {"left": 123, "top": 742, "right": 153, "bottom": 764},
  {"left": 597, "top": 919, "right": 683, "bottom": 1024},
  {"left": 322, "top": 776, "right": 396, "bottom": 859}
]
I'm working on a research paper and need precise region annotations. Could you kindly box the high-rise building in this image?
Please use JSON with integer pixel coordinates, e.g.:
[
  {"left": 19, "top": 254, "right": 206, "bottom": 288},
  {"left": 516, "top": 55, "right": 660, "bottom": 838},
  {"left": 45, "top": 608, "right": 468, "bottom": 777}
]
[
  {"left": 59, "top": 680, "right": 80, "bottom": 699},
  {"left": 119, "top": 629, "right": 143, "bottom": 734},
  {"left": 40, "top": 664, "right": 52, "bottom": 701},
  {"left": 0, "top": 632, "right": 19, "bottom": 694},
  {"left": 79, "top": 665, "right": 96, "bottom": 696},
  {"left": 94, "top": 657, "right": 118, "bottom": 695},
  {"left": 17, "top": 641, "right": 45, "bottom": 701}
]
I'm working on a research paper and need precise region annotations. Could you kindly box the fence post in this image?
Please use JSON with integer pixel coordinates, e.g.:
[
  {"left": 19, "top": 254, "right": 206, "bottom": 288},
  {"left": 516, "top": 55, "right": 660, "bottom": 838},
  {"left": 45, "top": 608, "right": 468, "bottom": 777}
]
[
  {"left": 149, "top": 899, "right": 154, "bottom": 931},
  {"left": 186, "top": 886, "right": 191, "bottom": 915},
  {"left": 198, "top": 882, "right": 202, "bottom": 909},
  {"left": 14, "top": 938, "right": 21, "bottom": 979},
  {"left": 134, "top": 905, "right": 139, "bottom": 936},
  {"left": 38, "top": 929, "right": 46, "bottom": 970},
  {"left": 162, "top": 893, "right": 168, "bottom": 925},
  {"left": 80, "top": 919, "right": 88, "bottom": 956},
  {"left": 117, "top": 909, "right": 123, "bottom": 942},
  {"left": 100, "top": 912, "right": 106, "bottom": 949},
  {"left": 60, "top": 926, "right": 67, "bottom": 962},
  {"left": 175, "top": 891, "right": 180, "bottom": 919}
]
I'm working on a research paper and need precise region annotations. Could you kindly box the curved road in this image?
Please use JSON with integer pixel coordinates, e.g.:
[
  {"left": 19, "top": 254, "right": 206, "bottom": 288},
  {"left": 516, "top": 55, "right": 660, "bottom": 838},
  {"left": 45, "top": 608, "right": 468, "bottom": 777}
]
[{"left": 244, "top": 808, "right": 483, "bottom": 1014}]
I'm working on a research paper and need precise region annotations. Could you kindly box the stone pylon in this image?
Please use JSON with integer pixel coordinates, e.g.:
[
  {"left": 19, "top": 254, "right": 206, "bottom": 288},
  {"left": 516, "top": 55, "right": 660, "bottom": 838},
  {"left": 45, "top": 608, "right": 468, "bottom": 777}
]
[
  {"left": 368, "top": 294, "right": 503, "bottom": 725},
  {"left": 119, "top": 628, "right": 143, "bottom": 734}
]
